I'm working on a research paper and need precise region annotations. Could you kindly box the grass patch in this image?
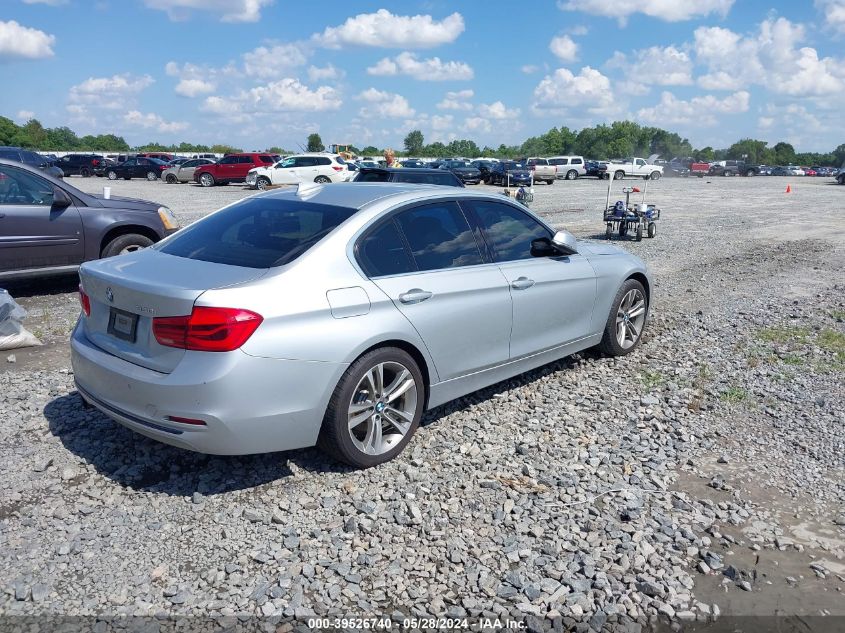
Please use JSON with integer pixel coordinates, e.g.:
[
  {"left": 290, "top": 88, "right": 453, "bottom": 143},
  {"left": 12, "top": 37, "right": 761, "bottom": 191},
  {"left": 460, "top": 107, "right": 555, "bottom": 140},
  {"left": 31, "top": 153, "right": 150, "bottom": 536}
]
[
  {"left": 640, "top": 369, "right": 665, "bottom": 390},
  {"left": 818, "top": 329, "right": 845, "bottom": 353},
  {"left": 721, "top": 386, "right": 749, "bottom": 404},
  {"left": 828, "top": 309, "right": 845, "bottom": 321},
  {"left": 757, "top": 326, "right": 810, "bottom": 345}
]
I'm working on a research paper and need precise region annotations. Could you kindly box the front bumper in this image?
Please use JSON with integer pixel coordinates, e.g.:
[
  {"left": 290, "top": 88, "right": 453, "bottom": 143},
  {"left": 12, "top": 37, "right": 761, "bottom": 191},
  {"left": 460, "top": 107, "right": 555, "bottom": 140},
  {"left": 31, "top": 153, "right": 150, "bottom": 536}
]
[{"left": 70, "top": 321, "right": 348, "bottom": 455}]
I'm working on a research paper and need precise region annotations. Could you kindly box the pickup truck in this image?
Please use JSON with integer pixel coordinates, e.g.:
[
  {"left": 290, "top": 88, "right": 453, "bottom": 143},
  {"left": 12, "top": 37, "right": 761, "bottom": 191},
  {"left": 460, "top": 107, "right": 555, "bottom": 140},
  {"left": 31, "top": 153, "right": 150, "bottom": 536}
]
[
  {"left": 709, "top": 160, "right": 759, "bottom": 177},
  {"left": 521, "top": 157, "right": 556, "bottom": 185},
  {"left": 605, "top": 157, "right": 663, "bottom": 181},
  {"left": 690, "top": 161, "right": 710, "bottom": 177}
]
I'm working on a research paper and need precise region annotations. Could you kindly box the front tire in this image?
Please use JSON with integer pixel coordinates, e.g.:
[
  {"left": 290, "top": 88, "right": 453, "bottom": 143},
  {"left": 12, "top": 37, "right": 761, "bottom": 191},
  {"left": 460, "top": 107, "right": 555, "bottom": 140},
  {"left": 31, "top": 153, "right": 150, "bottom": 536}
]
[
  {"left": 146, "top": 171, "right": 157, "bottom": 181},
  {"left": 319, "top": 347, "right": 423, "bottom": 468},
  {"left": 650, "top": 171, "right": 661, "bottom": 180},
  {"left": 199, "top": 173, "right": 215, "bottom": 187},
  {"left": 314, "top": 175, "right": 331, "bottom": 184},
  {"left": 101, "top": 233, "right": 154, "bottom": 258},
  {"left": 80, "top": 168, "right": 91, "bottom": 178},
  {"left": 648, "top": 223, "right": 657, "bottom": 238},
  {"left": 165, "top": 174, "right": 178, "bottom": 184},
  {"left": 598, "top": 279, "right": 648, "bottom": 357},
  {"left": 256, "top": 176, "right": 271, "bottom": 190},
  {"left": 107, "top": 171, "right": 118, "bottom": 180}
]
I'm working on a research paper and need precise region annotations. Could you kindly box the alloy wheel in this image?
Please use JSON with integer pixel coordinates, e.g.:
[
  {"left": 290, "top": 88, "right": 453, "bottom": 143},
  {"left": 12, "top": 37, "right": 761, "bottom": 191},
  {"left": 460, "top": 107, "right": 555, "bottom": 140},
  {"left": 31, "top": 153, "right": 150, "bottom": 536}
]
[
  {"left": 615, "top": 288, "right": 647, "bottom": 349},
  {"left": 347, "top": 361, "right": 417, "bottom": 456}
]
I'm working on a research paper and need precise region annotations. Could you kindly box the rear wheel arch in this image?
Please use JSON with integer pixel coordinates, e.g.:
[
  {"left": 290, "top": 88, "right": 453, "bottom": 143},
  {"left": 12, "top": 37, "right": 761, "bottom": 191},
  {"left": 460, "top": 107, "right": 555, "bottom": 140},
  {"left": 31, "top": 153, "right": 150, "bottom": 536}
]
[
  {"left": 99, "top": 225, "right": 160, "bottom": 258},
  {"left": 353, "top": 339, "right": 432, "bottom": 410}
]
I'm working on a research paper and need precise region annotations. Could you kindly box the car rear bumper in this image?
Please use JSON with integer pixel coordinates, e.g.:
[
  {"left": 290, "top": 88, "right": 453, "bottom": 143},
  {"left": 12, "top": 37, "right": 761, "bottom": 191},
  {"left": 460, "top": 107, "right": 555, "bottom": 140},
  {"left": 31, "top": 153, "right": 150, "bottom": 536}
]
[{"left": 70, "top": 320, "right": 348, "bottom": 455}]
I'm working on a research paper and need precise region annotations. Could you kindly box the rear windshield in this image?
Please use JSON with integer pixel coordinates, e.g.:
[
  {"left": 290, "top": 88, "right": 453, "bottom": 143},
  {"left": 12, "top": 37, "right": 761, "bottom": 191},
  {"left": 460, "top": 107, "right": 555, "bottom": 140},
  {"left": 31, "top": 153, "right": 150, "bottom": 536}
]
[
  {"left": 354, "top": 170, "right": 390, "bottom": 182},
  {"left": 157, "top": 197, "right": 357, "bottom": 268},
  {"left": 394, "top": 172, "right": 460, "bottom": 186}
]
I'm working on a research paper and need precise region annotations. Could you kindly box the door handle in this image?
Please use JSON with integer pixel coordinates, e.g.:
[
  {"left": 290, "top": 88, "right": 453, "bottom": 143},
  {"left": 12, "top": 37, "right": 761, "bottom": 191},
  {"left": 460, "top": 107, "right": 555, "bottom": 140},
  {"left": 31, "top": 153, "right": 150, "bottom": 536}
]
[
  {"left": 511, "top": 276, "right": 535, "bottom": 290},
  {"left": 398, "top": 289, "right": 433, "bottom": 304}
]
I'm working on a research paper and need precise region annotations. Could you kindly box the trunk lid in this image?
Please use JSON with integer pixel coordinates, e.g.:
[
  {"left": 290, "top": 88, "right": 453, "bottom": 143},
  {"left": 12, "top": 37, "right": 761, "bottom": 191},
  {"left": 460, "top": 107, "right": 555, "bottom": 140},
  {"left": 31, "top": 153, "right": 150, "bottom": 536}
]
[{"left": 79, "top": 249, "right": 267, "bottom": 373}]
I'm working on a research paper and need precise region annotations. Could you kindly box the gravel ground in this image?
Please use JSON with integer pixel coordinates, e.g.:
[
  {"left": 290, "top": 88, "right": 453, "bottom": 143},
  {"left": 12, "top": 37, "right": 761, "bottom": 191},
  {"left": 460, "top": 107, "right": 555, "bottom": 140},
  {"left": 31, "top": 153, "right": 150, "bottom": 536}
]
[{"left": 1, "top": 175, "right": 843, "bottom": 631}]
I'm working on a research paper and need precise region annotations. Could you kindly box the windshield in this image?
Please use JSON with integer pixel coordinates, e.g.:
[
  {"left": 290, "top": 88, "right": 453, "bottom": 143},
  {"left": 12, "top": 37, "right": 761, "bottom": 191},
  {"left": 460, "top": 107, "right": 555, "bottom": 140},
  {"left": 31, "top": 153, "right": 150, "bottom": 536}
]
[
  {"left": 157, "top": 197, "right": 357, "bottom": 268},
  {"left": 502, "top": 162, "right": 524, "bottom": 170}
]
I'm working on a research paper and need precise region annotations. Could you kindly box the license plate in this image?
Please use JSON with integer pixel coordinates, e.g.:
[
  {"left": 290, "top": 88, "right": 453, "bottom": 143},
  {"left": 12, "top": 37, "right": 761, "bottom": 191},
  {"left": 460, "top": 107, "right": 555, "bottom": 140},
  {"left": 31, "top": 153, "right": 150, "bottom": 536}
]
[{"left": 107, "top": 308, "right": 138, "bottom": 343}]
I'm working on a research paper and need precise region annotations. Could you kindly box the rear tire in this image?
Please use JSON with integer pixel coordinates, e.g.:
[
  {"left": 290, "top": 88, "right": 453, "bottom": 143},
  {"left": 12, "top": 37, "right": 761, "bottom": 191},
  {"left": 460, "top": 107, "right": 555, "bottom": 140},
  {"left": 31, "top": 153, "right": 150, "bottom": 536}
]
[
  {"left": 80, "top": 168, "right": 91, "bottom": 178},
  {"left": 648, "top": 223, "right": 657, "bottom": 238},
  {"left": 314, "top": 175, "right": 331, "bottom": 184},
  {"left": 165, "top": 174, "right": 178, "bottom": 184},
  {"left": 101, "top": 233, "right": 154, "bottom": 258},
  {"left": 318, "top": 347, "right": 424, "bottom": 468},
  {"left": 199, "top": 173, "right": 215, "bottom": 187},
  {"left": 614, "top": 171, "right": 625, "bottom": 180},
  {"left": 107, "top": 171, "right": 117, "bottom": 180},
  {"left": 146, "top": 171, "right": 157, "bottom": 181},
  {"left": 546, "top": 178, "right": 554, "bottom": 185},
  {"left": 636, "top": 223, "right": 643, "bottom": 241},
  {"left": 566, "top": 170, "right": 577, "bottom": 180},
  {"left": 606, "top": 224, "right": 612, "bottom": 240},
  {"left": 598, "top": 279, "right": 648, "bottom": 357}
]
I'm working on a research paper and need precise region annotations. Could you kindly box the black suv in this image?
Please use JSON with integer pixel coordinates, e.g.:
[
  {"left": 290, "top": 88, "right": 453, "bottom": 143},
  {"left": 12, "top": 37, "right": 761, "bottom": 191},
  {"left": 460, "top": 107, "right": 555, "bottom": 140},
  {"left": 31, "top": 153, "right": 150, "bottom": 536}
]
[
  {"left": 353, "top": 167, "right": 464, "bottom": 187},
  {"left": 56, "top": 154, "right": 107, "bottom": 177},
  {"left": 709, "top": 160, "right": 759, "bottom": 177},
  {"left": 0, "top": 146, "right": 64, "bottom": 178}
]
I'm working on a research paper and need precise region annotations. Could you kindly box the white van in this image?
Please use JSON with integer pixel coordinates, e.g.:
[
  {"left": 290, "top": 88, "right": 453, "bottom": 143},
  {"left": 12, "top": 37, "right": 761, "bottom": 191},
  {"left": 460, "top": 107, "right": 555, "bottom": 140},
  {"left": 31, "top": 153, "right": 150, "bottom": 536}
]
[{"left": 548, "top": 156, "right": 586, "bottom": 180}]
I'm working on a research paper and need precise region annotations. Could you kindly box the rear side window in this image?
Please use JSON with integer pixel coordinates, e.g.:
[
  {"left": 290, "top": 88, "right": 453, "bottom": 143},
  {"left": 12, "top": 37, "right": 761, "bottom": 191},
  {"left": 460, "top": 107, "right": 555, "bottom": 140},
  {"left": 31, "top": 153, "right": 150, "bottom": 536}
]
[
  {"left": 0, "top": 150, "right": 21, "bottom": 161},
  {"left": 157, "top": 198, "right": 357, "bottom": 268},
  {"left": 571, "top": 158, "right": 583, "bottom": 165},
  {"left": 394, "top": 202, "right": 483, "bottom": 271},
  {"left": 317, "top": 157, "right": 331, "bottom": 166},
  {"left": 395, "top": 172, "right": 459, "bottom": 186},
  {"left": 357, "top": 220, "right": 414, "bottom": 277},
  {"left": 354, "top": 170, "right": 390, "bottom": 182},
  {"left": 259, "top": 155, "right": 274, "bottom": 164}
]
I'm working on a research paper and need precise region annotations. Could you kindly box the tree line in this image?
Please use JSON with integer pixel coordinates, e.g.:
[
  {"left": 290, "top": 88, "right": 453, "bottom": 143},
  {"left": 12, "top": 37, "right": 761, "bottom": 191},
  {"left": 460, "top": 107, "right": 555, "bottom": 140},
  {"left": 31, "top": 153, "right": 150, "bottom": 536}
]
[{"left": 2, "top": 115, "right": 843, "bottom": 167}]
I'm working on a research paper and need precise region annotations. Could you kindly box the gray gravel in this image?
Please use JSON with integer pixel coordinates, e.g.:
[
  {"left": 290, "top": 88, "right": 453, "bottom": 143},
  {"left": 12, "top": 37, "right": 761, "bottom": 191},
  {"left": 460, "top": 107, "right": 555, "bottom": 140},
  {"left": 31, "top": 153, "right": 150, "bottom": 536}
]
[{"left": 1, "top": 174, "right": 843, "bottom": 629}]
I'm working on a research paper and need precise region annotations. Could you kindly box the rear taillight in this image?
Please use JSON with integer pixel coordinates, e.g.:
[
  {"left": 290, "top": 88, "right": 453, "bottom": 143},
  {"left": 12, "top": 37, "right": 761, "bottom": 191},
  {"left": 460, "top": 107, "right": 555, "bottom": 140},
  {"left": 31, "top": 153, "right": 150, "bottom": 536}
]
[
  {"left": 92, "top": 159, "right": 100, "bottom": 166},
  {"left": 332, "top": 166, "right": 343, "bottom": 171},
  {"left": 153, "top": 307, "right": 263, "bottom": 352},
  {"left": 78, "top": 284, "right": 91, "bottom": 317},
  {"left": 167, "top": 415, "right": 207, "bottom": 426}
]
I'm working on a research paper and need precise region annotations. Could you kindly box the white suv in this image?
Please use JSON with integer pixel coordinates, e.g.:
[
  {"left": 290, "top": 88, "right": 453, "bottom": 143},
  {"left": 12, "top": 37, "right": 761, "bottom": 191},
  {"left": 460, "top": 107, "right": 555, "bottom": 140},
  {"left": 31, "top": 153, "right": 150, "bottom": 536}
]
[
  {"left": 548, "top": 156, "right": 586, "bottom": 180},
  {"left": 246, "top": 153, "right": 350, "bottom": 189}
]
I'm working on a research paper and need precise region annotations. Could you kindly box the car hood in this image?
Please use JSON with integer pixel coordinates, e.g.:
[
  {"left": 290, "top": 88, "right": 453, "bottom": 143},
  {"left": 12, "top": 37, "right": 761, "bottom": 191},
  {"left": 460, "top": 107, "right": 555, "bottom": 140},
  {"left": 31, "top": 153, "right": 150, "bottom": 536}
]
[
  {"left": 577, "top": 242, "right": 627, "bottom": 257},
  {"left": 91, "top": 194, "right": 160, "bottom": 212}
]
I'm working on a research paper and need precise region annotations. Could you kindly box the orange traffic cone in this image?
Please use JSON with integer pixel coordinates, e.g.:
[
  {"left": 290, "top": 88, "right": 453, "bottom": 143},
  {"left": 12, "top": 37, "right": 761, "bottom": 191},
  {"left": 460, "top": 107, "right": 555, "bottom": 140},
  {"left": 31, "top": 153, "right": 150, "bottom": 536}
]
[{"left": 785, "top": 184, "right": 792, "bottom": 193}]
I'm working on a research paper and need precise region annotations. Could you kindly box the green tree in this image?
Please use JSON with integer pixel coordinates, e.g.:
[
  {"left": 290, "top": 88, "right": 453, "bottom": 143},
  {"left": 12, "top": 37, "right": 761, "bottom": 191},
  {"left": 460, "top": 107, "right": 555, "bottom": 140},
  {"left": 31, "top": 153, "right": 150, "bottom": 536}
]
[
  {"left": 695, "top": 147, "right": 715, "bottom": 162},
  {"left": 306, "top": 133, "right": 324, "bottom": 152},
  {"left": 210, "top": 144, "right": 242, "bottom": 154},
  {"left": 832, "top": 144, "right": 845, "bottom": 167},
  {"left": 423, "top": 141, "right": 447, "bottom": 157},
  {"left": 403, "top": 130, "right": 424, "bottom": 155},
  {"left": 360, "top": 145, "right": 380, "bottom": 156},
  {"left": 772, "top": 141, "right": 796, "bottom": 165},
  {"left": 726, "top": 138, "right": 769, "bottom": 164}
]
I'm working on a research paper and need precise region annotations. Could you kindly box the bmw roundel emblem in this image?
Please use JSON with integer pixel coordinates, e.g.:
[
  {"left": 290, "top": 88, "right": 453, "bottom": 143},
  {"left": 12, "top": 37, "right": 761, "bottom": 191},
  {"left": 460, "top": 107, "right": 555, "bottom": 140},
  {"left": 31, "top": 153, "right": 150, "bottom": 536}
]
[{"left": 106, "top": 287, "right": 114, "bottom": 303}]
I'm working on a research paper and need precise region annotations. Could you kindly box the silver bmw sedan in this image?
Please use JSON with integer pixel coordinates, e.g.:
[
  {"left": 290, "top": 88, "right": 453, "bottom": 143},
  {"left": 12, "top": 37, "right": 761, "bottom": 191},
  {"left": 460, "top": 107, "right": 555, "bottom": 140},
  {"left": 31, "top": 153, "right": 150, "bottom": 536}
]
[{"left": 71, "top": 183, "right": 651, "bottom": 468}]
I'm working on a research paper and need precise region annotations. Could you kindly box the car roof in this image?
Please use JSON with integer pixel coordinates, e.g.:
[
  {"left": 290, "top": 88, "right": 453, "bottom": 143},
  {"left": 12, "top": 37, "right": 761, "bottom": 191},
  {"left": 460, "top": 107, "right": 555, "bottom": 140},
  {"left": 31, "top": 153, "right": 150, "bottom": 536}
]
[
  {"left": 358, "top": 167, "right": 444, "bottom": 174},
  {"left": 255, "top": 181, "right": 510, "bottom": 211}
]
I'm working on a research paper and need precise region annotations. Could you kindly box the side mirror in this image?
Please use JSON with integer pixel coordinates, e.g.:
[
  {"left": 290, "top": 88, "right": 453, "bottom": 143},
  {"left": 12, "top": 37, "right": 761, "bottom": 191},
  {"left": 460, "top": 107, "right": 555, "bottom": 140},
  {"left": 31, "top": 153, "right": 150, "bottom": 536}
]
[
  {"left": 551, "top": 230, "right": 578, "bottom": 255},
  {"left": 52, "top": 188, "right": 72, "bottom": 208},
  {"left": 530, "top": 237, "right": 557, "bottom": 257}
]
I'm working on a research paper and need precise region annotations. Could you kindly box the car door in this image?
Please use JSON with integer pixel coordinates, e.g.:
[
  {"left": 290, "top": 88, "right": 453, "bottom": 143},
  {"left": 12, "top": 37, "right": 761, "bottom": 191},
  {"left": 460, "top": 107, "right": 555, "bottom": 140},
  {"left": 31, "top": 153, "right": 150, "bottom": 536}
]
[
  {"left": 462, "top": 199, "right": 597, "bottom": 359},
  {"left": 0, "top": 165, "right": 84, "bottom": 272},
  {"left": 177, "top": 159, "right": 199, "bottom": 182},
  {"left": 295, "top": 157, "right": 319, "bottom": 182},
  {"left": 634, "top": 158, "right": 647, "bottom": 177},
  {"left": 365, "top": 201, "right": 512, "bottom": 381}
]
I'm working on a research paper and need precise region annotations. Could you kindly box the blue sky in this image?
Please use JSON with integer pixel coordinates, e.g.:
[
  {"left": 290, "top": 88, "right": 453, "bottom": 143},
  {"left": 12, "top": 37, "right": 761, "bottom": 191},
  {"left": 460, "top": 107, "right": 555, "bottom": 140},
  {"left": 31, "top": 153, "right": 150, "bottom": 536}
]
[{"left": 2, "top": 0, "right": 844, "bottom": 152}]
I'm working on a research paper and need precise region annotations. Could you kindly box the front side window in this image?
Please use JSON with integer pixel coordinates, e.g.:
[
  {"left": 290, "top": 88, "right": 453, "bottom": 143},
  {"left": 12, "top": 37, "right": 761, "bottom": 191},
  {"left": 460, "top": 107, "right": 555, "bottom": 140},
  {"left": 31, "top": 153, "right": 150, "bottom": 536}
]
[
  {"left": 394, "top": 202, "right": 482, "bottom": 271},
  {"left": 465, "top": 200, "right": 552, "bottom": 262},
  {"left": 357, "top": 220, "right": 414, "bottom": 277},
  {"left": 182, "top": 160, "right": 200, "bottom": 168},
  {"left": 158, "top": 198, "right": 357, "bottom": 268},
  {"left": 0, "top": 166, "right": 54, "bottom": 206},
  {"left": 295, "top": 157, "right": 318, "bottom": 167},
  {"left": 123, "top": 159, "right": 137, "bottom": 166}
]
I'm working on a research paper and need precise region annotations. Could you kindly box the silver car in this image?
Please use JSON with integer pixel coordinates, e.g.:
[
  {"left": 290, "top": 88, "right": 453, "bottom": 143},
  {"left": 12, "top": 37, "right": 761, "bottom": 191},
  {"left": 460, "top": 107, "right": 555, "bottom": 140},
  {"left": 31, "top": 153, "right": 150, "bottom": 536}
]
[
  {"left": 71, "top": 183, "right": 651, "bottom": 467},
  {"left": 162, "top": 158, "right": 215, "bottom": 184}
]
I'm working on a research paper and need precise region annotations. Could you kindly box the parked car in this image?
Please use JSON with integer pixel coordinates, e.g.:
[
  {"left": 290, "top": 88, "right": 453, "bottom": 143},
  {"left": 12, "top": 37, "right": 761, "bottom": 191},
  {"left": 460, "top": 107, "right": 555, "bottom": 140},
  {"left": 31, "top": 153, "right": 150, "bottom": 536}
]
[
  {"left": 191, "top": 153, "right": 218, "bottom": 160},
  {"left": 488, "top": 161, "right": 532, "bottom": 187},
  {"left": 245, "top": 154, "right": 350, "bottom": 190},
  {"left": 106, "top": 157, "right": 169, "bottom": 181},
  {"left": 353, "top": 167, "right": 464, "bottom": 187},
  {"left": 836, "top": 165, "right": 845, "bottom": 184},
  {"left": 400, "top": 159, "right": 426, "bottom": 168},
  {"left": 137, "top": 152, "right": 174, "bottom": 162},
  {"left": 757, "top": 165, "right": 773, "bottom": 176},
  {"left": 357, "top": 160, "right": 380, "bottom": 169},
  {"left": 470, "top": 160, "right": 495, "bottom": 183},
  {"left": 665, "top": 159, "right": 690, "bottom": 177},
  {"left": 0, "top": 146, "right": 64, "bottom": 179},
  {"left": 93, "top": 158, "right": 116, "bottom": 177},
  {"left": 521, "top": 158, "right": 556, "bottom": 184},
  {"left": 584, "top": 160, "right": 608, "bottom": 179},
  {"left": 162, "top": 158, "right": 215, "bottom": 184},
  {"left": 167, "top": 158, "right": 192, "bottom": 167},
  {"left": 547, "top": 156, "right": 586, "bottom": 180},
  {"left": 56, "top": 154, "right": 107, "bottom": 178},
  {"left": 194, "top": 153, "right": 278, "bottom": 187},
  {"left": 439, "top": 160, "right": 482, "bottom": 185},
  {"left": 605, "top": 157, "right": 663, "bottom": 181},
  {"left": 708, "top": 160, "right": 759, "bottom": 177},
  {"left": 0, "top": 158, "right": 179, "bottom": 281},
  {"left": 770, "top": 166, "right": 791, "bottom": 176},
  {"left": 71, "top": 182, "right": 651, "bottom": 467}
]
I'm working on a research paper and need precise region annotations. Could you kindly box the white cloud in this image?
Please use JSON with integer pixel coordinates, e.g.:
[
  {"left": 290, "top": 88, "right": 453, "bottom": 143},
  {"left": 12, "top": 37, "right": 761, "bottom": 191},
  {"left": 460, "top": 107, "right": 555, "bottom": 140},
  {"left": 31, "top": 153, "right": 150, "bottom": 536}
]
[
  {"left": 693, "top": 18, "right": 845, "bottom": 97},
  {"left": 124, "top": 110, "right": 189, "bottom": 133},
  {"left": 175, "top": 78, "right": 215, "bottom": 97},
  {"left": 532, "top": 66, "right": 617, "bottom": 115},
  {"left": 549, "top": 35, "right": 578, "bottom": 62},
  {"left": 816, "top": 0, "right": 845, "bottom": 35},
  {"left": 758, "top": 116, "right": 775, "bottom": 129},
  {"left": 430, "top": 114, "right": 454, "bottom": 131},
  {"left": 366, "top": 51, "right": 473, "bottom": 81},
  {"left": 437, "top": 89, "right": 474, "bottom": 110},
  {"left": 558, "top": 0, "right": 734, "bottom": 26},
  {"left": 22, "top": 0, "right": 67, "bottom": 5},
  {"left": 607, "top": 46, "right": 693, "bottom": 85},
  {"left": 0, "top": 20, "right": 55, "bottom": 60},
  {"left": 142, "top": 0, "right": 274, "bottom": 23},
  {"left": 242, "top": 79, "right": 341, "bottom": 112},
  {"left": 464, "top": 117, "right": 492, "bottom": 133},
  {"left": 16, "top": 110, "right": 35, "bottom": 122},
  {"left": 616, "top": 79, "right": 651, "bottom": 96},
  {"left": 521, "top": 65, "right": 539, "bottom": 74},
  {"left": 242, "top": 43, "right": 308, "bottom": 78},
  {"left": 478, "top": 101, "right": 520, "bottom": 120},
  {"left": 68, "top": 73, "right": 154, "bottom": 109},
  {"left": 356, "top": 88, "right": 414, "bottom": 118},
  {"left": 636, "top": 90, "right": 749, "bottom": 126},
  {"left": 315, "top": 9, "right": 464, "bottom": 48},
  {"left": 307, "top": 64, "right": 343, "bottom": 82}
]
